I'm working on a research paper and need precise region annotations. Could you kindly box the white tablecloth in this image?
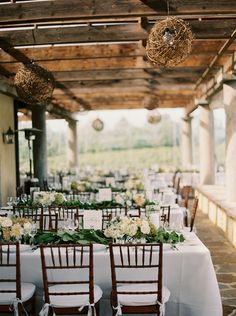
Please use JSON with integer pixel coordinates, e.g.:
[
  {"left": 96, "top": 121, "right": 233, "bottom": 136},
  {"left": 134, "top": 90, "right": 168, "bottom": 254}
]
[{"left": 15, "top": 231, "right": 222, "bottom": 316}]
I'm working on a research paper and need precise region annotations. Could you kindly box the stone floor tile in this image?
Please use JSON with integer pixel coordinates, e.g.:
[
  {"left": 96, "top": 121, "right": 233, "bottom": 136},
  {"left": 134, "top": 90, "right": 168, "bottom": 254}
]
[{"left": 195, "top": 211, "right": 236, "bottom": 316}]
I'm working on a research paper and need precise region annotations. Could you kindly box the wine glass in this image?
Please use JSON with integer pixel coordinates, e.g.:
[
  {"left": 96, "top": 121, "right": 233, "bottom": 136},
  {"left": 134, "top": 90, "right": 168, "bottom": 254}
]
[
  {"left": 7, "top": 197, "right": 14, "bottom": 208},
  {"left": 29, "top": 224, "right": 37, "bottom": 249}
]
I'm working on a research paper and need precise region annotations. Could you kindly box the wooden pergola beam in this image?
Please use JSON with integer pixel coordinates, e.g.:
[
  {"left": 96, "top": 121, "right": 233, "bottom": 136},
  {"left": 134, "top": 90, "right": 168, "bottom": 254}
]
[
  {"left": 0, "top": 19, "right": 235, "bottom": 48},
  {"left": 0, "top": 40, "right": 228, "bottom": 63},
  {"left": 0, "top": 55, "right": 228, "bottom": 73},
  {"left": 0, "top": 43, "right": 145, "bottom": 62},
  {"left": 0, "top": 0, "right": 236, "bottom": 25}
]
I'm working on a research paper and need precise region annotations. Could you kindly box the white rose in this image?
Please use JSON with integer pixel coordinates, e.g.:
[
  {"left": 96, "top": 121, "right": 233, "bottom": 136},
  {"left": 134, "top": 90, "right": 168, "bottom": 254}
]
[
  {"left": 125, "top": 223, "right": 138, "bottom": 237},
  {"left": 104, "top": 227, "right": 113, "bottom": 238},
  {"left": 23, "top": 222, "right": 32, "bottom": 234},
  {"left": 1, "top": 218, "right": 13, "bottom": 228},
  {"left": 115, "top": 195, "right": 124, "bottom": 205},
  {"left": 0, "top": 216, "right": 5, "bottom": 224},
  {"left": 140, "top": 221, "right": 150, "bottom": 234}
]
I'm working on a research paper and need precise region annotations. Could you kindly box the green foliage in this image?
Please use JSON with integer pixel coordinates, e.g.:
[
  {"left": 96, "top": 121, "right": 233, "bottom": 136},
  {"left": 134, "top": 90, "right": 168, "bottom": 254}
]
[
  {"left": 32, "top": 227, "right": 184, "bottom": 248},
  {"left": 146, "top": 227, "right": 185, "bottom": 246},
  {"left": 33, "top": 229, "right": 110, "bottom": 245}
]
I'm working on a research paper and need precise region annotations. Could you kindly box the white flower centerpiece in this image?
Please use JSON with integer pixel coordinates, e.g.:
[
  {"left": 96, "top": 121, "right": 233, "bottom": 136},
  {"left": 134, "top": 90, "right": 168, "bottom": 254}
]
[
  {"left": 0, "top": 216, "right": 33, "bottom": 242},
  {"left": 104, "top": 216, "right": 153, "bottom": 243},
  {"left": 34, "top": 192, "right": 66, "bottom": 206}
]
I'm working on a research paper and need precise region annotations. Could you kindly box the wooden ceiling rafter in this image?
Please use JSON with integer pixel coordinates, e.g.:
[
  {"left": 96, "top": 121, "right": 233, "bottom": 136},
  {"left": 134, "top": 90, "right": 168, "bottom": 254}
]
[{"left": 1, "top": 0, "right": 236, "bottom": 25}]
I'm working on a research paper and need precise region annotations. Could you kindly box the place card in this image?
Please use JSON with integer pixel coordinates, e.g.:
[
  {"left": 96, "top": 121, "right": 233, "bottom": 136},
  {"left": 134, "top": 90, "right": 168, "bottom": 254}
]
[
  {"left": 83, "top": 210, "right": 103, "bottom": 230},
  {"left": 98, "top": 188, "right": 112, "bottom": 201},
  {"left": 105, "top": 177, "right": 116, "bottom": 187},
  {"left": 30, "top": 187, "right": 40, "bottom": 200},
  {"left": 32, "top": 191, "right": 41, "bottom": 201},
  {"left": 149, "top": 212, "right": 160, "bottom": 229}
]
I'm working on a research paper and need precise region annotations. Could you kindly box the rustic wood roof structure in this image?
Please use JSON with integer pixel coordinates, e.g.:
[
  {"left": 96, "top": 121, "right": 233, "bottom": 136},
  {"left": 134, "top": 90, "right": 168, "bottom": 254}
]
[{"left": 0, "top": 0, "right": 236, "bottom": 120}]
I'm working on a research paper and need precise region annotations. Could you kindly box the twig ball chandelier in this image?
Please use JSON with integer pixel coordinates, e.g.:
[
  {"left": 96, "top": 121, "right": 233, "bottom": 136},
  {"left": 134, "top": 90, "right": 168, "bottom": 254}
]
[
  {"left": 146, "top": 17, "right": 194, "bottom": 67},
  {"left": 14, "top": 63, "right": 55, "bottom": 105},
  {"left": 143, "top": 95, "right": 159, "bottom": 110},
  {"left": 92, "top": 118, "right": 104, "bottom": 131},
  {"left": 147, "top": 110, "right": 162, "bottom": 124}
]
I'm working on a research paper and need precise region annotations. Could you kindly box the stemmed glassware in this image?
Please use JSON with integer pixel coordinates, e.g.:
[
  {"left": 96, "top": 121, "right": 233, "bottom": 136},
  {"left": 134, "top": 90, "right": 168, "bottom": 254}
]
[
  {"left": 7, "top": 196, "right": 14, "bottom": 207},
  {"left": 63, "top": 218, "right": 77, "bottom": 231},
  {"left": 29, "top": 224, "right": 37, "bottom": 249}
]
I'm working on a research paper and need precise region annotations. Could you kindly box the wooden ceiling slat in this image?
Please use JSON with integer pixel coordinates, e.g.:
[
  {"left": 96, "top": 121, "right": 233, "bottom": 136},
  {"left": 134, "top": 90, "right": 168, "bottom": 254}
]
[
  {"left": 0, "top": 19, "right": 235, "bottom": 49},
  {"left": 1, "top": 54, "right": 228, "bottom": 74},
  {"left": 0, "top": 40, "right": 227, "bottom": 63},
  {"left": 1, "top": 0, "right": 236, "bottom": 25},
  {"left": 0, "top": 24, "right": 147, "bottom": 46},
  {"left": 0, "top": 43, "right": 145, "bottom": 62},
  {"left": 0, "top": 56, "right": 148, "bottom": 72},
  {"left": 53, "top": 69, "right": 151, "bottom": 81}
]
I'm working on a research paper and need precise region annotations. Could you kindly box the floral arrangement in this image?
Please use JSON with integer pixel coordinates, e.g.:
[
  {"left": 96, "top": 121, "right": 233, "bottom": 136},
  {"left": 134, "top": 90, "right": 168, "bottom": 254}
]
[
  {"left": 133, "top": 193, "right": 146, "bottom": 207},
  {"left": 114, "top": 194, "right": 125, "bottom": 206},
  {"left": 34, "top": 192, "right": 66, "bottom": 206},
  {"left": 104, "top": 216, "right": 152, "bottom": 241},
  {"left": 124, "top": 178, "right": 145, "bottom": 191},
  {"left": 0, "top": 216, "right": 33, "bottom": 242},
  {"left": 70, "top": 181, "right": 95, "bottom": 192},
  {"left": 104, "top": 215, "right": 185, "bottom": 246}
]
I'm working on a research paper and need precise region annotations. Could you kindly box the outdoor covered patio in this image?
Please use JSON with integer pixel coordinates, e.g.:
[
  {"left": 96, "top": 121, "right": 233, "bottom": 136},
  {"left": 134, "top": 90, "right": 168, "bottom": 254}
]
[{"left": 0, "top": 1, "right": 236, "bottom": 315}]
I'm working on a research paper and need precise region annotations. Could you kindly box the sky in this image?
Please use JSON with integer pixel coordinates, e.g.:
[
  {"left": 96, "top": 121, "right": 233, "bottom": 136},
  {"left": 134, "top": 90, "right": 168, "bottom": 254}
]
[
  {"left": 39, "top": 107, "right": 225, "bottom": 132},
  {"left": 75, "top": 108, "right": 185, "bottom": 130}
]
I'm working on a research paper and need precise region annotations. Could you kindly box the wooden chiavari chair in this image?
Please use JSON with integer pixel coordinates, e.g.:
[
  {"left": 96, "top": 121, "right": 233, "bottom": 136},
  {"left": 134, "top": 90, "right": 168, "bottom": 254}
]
[
  {"left": 109, "top": 243, "right": 170, "bottom": 315},
  {"left": 13, "top": 205, "right": 43, "bottom": 218},
  {"left": 178, "top": 185, "right": 192, "bottom": 226},
  {"left": 101, "top": 207, "right": 127, "bottom": 219},
  {"left": 40, "top": 244, "right": 102, "bottom": 315},
  {"left": 190, "top": 197, "right": 199, "bottom": 232},
  {"left": 160, "top": 205, "right": 170, "bottom": 226},
  {"left": 0, "top": 242, "right": 36, "bottom": 315},
  {"left": 49, "top": 205, "right": 80, "bottom": 230}
]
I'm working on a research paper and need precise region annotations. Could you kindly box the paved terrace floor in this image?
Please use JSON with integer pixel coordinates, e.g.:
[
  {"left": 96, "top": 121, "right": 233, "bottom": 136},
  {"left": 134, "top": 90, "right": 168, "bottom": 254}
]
[{"left": 196, "top": 211, "right": 236, "bottom": 316}]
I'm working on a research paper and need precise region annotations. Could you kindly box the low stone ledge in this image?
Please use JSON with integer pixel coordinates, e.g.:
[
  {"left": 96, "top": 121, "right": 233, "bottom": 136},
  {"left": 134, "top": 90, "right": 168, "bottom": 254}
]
[
  {"left": 196, "top": 185, "right": 236, "bottom": 220},
  {"left": 195, "top": 185, "right": 236, "bottom": 247}
]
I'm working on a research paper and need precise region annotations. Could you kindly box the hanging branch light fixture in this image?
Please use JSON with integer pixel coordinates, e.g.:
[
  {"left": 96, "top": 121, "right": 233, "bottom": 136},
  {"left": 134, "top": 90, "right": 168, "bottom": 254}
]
[
  {"left": 147, "top": 110, "right": 162, "bottom": 124},
  {"left": 143, "top": 95, "right": 159, "bottom": 110},
  {"left": 14, "top": 62, "right": 55, "bottom": 105},
  {"left": 92, "top": 118, "right": 104, "bottom": 132},
  {"left": 146, "top": 1, "right": 194, "bottom": 67}
]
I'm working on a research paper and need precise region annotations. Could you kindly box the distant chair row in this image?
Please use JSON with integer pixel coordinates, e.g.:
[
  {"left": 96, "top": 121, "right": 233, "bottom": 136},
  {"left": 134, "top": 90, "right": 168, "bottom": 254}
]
[{"left": 12, "top": 202, "right": 198, "bottom": 233}]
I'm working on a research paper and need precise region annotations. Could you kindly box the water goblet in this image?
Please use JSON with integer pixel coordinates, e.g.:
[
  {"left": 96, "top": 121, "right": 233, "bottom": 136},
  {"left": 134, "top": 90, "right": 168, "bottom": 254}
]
[{"left": 7, "top": 197, "right": 14, "bottom": 208}]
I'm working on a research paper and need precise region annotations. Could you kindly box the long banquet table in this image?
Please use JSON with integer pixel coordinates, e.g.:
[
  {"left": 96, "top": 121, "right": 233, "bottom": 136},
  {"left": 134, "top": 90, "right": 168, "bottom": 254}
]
[{"left": 15, "top": 231, "right": 222, "bottom": 316}]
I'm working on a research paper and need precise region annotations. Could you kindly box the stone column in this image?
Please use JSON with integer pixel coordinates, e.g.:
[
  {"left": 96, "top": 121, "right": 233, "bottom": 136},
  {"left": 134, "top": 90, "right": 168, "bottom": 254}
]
[
  {"left": 223, "top": 82, "right": 236, "bottom": 202},
  {"left": 181, "top": 115, "right": 193, "bottom": 170},
  {"left": 67, "top": 120, "right": 78, "bottom": 171},
  {"left": 199, "top": 103, "right": 215, "bottom": 185},
  {"left": 32, "top": 105, "right": 47, "bottom": 188}
]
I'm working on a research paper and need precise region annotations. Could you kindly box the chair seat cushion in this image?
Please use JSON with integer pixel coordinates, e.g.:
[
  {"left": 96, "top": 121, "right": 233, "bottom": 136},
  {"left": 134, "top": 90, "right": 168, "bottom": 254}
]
[
  {"left": 117, "top": 284, "right": 170, "bottom": 306},
  {"left": 0, "top": 282, "right": 36, "bottom": 304},
  {"left": 49, "top": 284, "right": 103, "bottom": 307}
]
